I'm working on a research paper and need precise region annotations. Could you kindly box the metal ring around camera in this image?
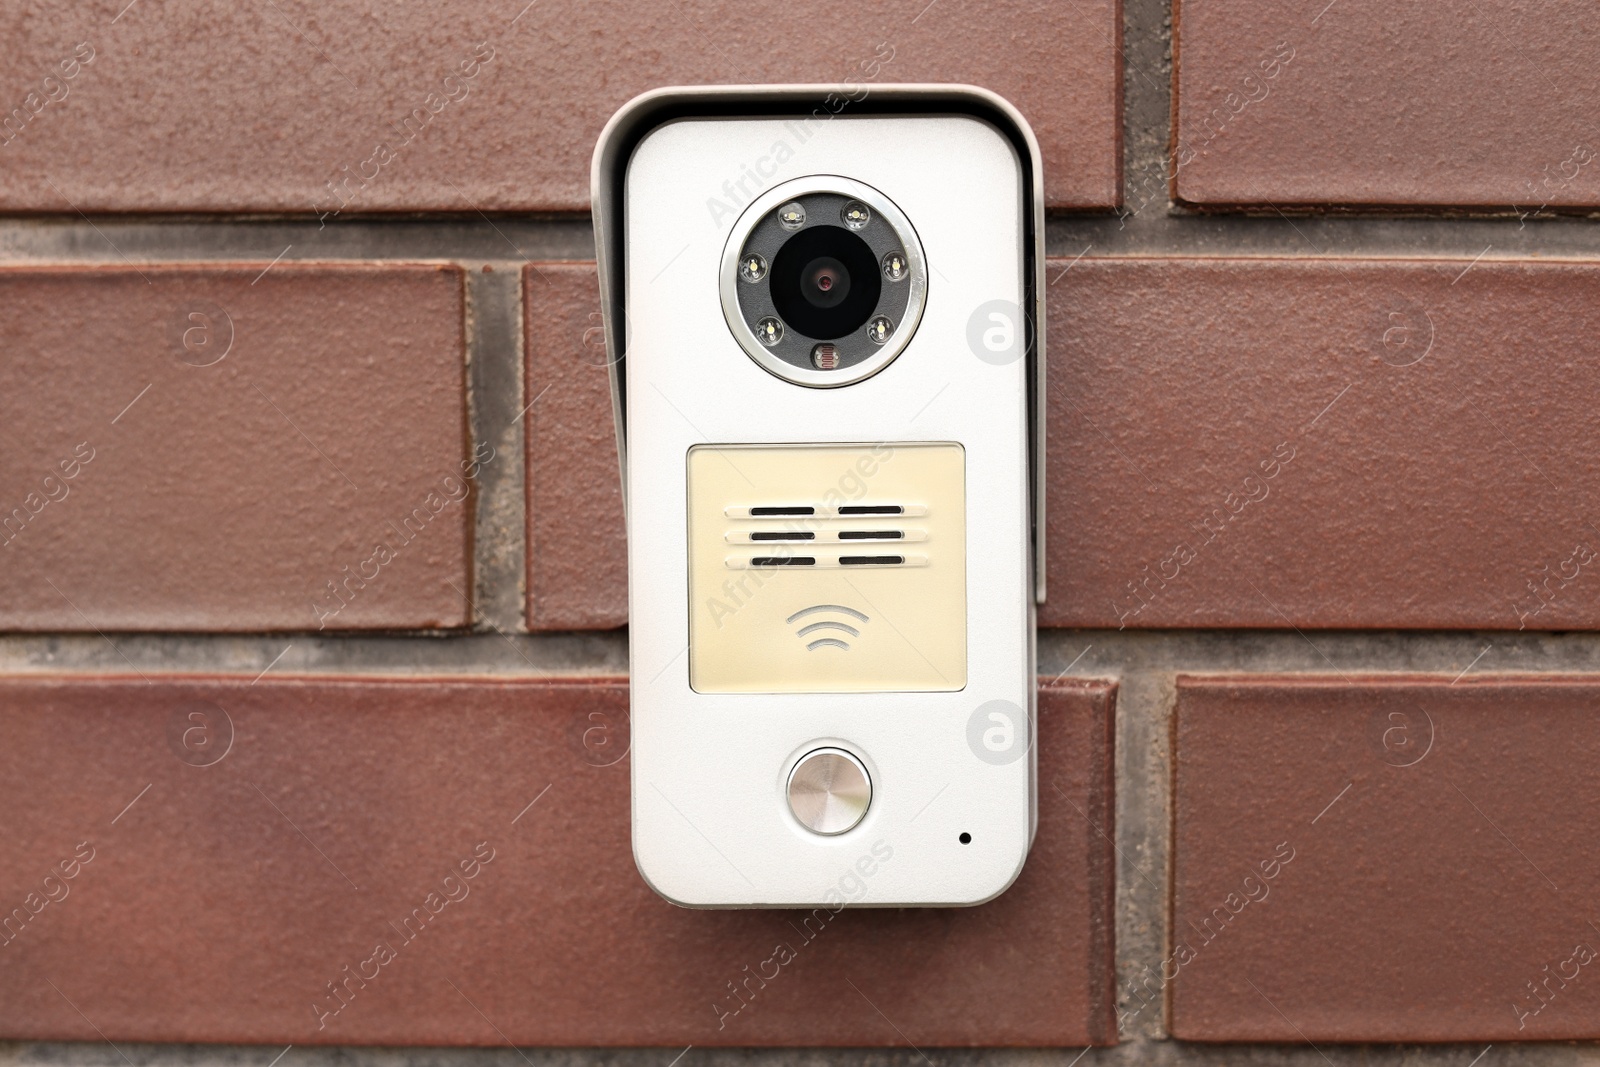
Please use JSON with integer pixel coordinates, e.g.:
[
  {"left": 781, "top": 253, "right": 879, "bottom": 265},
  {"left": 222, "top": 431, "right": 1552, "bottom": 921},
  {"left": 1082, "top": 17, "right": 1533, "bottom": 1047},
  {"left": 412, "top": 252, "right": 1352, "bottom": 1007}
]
[{"left": 720, "top": 175, "right": 927, "bottom": 389}]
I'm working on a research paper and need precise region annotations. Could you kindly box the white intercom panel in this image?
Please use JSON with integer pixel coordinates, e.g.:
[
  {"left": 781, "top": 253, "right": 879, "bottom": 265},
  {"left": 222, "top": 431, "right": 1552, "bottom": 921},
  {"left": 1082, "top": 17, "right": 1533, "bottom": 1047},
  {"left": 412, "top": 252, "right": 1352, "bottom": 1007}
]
[{"left": 592, "top": 86, "right": 1046, "bottom": 908}]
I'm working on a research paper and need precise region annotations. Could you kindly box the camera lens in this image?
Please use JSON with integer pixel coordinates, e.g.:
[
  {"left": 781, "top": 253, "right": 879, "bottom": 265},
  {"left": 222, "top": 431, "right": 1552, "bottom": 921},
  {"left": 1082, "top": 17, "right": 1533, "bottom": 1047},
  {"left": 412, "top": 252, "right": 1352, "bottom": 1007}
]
[
  {"left": 770, "top": 226, "right": 881, "bottom": 340},
  {"left": 802, "top": 257, "right": 849, "bottom": 308}
]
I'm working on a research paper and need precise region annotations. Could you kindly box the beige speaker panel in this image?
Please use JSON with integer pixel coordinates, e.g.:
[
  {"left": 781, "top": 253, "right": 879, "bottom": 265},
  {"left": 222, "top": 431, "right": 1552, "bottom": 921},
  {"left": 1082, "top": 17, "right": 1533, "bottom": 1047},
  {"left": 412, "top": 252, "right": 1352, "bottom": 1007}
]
[{"left": 687, "top": 442, "right": 967, "bottom": 694}]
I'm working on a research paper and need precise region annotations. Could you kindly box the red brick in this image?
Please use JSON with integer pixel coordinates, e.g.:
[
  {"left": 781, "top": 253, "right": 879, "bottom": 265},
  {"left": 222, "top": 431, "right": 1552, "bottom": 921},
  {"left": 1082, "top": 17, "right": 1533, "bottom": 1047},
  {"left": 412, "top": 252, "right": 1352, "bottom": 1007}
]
[
  {"left": 0, "top": 1, "right": 1118, "bottom": 215},
  {"left": 1173, "top": 2, "right": 1600, "bottom": 208},
  {"left": 1172, "top": 674, "right": 1600, "bottom": 1042},
  {"left": 524, "top": 264, "right": 626, "bottom": 631},
  {"left": 1047, "top": 257, "right": 1600, "bottom": 629},
  {"left": 0, "top": 265, "right": 471, "bottom": 631},
  {"left": 528, "top": 257, "right": 1600, "bottom": 632},
  {"left": 0, "top": 674, "right": 1115, "bottom": 1046}
]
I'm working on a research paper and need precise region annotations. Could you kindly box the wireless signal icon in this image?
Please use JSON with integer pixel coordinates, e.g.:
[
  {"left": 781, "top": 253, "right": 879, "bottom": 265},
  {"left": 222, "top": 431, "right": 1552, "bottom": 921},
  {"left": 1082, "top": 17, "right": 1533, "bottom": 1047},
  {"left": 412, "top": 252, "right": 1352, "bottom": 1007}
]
[{"left": 788, "top": 604, "right": 870, "bottom": 651}]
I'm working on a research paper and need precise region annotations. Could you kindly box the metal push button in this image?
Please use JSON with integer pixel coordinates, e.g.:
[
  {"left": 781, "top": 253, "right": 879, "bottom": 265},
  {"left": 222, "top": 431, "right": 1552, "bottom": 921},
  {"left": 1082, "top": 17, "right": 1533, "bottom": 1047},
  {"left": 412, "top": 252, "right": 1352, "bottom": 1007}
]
[{"left": 787, "top": 748, "right": 871, "bottom": 835}]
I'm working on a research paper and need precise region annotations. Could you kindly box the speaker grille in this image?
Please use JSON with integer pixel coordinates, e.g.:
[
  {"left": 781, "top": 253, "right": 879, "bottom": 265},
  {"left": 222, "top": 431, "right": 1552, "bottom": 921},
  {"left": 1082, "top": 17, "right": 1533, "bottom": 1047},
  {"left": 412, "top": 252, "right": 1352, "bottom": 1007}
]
[{"left": 724, "top": 503, "right": 928, "bottom": 569}]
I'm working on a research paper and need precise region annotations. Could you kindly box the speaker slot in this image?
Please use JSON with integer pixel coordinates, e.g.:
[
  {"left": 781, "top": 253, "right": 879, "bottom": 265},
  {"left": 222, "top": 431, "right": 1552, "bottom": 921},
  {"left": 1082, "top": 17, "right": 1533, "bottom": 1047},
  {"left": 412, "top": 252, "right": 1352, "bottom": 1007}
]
[
  {"left": 839, "top": 555, "right": 904, "bottom": 566},
  {"left": 752, "top": 556, "right": 816, "bottom": 567},
  {"left": 838, "top": 505, "right": 903, "bottom": 515},
  {"left": 838, "top": 530, "right": 902, "bottom": 540},
  {"left": 750, "top": 531, "right": 815, "bottom": 541},
  {"left": 752, "top": 506, "right": 814, "bottom": 516}
]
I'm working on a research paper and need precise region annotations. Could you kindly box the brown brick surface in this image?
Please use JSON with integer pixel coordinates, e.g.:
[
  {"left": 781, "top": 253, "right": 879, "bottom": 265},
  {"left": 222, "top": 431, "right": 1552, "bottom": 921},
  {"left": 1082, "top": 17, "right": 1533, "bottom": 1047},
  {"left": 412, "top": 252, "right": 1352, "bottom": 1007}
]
[
  {"left": 524, "top": 264, "right": 627, "bottom": 631},
  {"left": 526, "top": 257, "right": 1600, "bottom": 632},
  {"left": 0, "top": 265, "right": 471, "bottom": 631},
  {"left": 0, "top": 0, "right": 1119, "bottom": 215},
  {"left": 0, "top": 674, "right": 1115, "bottom": 1047},
  {"left": 1171, "top": 674, "right": 1600, "bottom": 1042},
  {"left": 1047, "top": 257, "right": 1600, "bottom": 630},
  {"left": 1173, "top": 2, "right": 1600, "bottom": 208}
]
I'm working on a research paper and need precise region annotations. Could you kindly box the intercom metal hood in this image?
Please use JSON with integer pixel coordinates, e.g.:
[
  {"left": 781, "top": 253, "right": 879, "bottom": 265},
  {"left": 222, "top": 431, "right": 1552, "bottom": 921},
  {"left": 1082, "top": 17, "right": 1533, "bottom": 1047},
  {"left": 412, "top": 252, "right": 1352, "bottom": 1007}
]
[{"left": 590, "top": 84, "right": 1048, "bottom": 602}]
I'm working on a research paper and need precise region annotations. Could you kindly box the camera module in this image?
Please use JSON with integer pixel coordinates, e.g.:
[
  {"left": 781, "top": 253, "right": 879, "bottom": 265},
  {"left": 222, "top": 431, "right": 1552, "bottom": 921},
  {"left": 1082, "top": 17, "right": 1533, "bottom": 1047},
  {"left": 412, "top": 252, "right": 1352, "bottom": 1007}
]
[{"left": 722, "top": 177, "right": 925, "bottom": 387}]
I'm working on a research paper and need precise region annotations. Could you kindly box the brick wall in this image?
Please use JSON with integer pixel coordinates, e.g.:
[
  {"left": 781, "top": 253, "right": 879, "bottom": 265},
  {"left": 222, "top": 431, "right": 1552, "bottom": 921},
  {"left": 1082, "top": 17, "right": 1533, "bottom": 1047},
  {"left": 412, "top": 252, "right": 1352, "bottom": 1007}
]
[{"left": 3, "top": 1, "right": 1598, "bottom": 1065}]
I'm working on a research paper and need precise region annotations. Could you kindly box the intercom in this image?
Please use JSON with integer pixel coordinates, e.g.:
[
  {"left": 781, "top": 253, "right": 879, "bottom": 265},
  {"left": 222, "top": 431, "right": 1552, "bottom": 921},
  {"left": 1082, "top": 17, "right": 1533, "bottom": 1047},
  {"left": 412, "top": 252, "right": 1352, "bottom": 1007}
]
[{"left": 592, "top": 85, "right": 1046, "bottom": 907}]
